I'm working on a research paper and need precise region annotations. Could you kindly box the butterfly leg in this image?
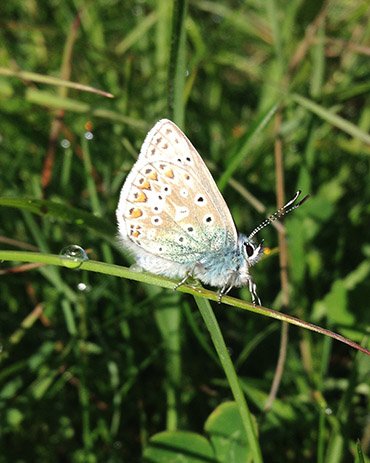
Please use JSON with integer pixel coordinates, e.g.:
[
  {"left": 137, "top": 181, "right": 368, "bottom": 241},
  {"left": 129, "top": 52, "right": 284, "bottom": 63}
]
[
  {"left": 174, "top": 267, "right": 197, "bottom": 291},
  {"left": 174, "top": 274, "right": 191, "bottom": 290},
  {"left": 248, "top": 278, "right": 261, "bottom": 306},
  {"left": 217, "top": 285, "right": 233, "bottom": 304}
]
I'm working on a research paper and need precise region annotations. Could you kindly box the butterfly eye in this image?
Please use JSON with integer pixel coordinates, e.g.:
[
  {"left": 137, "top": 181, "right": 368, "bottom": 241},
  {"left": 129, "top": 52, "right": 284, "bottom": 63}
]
[{"left": 245, "top": 243, "right": 254, "bottom": 258}]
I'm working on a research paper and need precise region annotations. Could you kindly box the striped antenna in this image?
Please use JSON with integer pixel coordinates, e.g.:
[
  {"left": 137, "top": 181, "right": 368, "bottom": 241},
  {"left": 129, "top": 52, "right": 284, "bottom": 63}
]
[{"left": 248, "top": 191, "right": 309, "bottom": 241}]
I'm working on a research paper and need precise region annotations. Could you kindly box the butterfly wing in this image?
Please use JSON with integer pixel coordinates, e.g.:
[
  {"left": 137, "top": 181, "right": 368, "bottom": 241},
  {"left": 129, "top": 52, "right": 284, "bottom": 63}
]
[{"left": 116, "top": 119, "right": 238, "bottom": 265}]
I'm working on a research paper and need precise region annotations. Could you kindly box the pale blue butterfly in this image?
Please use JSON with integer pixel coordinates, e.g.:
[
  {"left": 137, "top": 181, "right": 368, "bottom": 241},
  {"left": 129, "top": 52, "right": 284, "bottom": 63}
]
[{"left": 116, "top": 119, "right": 308, "bottom": 304}]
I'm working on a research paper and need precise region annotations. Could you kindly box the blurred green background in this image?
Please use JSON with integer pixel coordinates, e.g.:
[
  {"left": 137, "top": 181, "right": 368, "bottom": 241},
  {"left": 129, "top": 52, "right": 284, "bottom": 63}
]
[{"left": 0, "top": 0, "right": 369, "bottom": 462}]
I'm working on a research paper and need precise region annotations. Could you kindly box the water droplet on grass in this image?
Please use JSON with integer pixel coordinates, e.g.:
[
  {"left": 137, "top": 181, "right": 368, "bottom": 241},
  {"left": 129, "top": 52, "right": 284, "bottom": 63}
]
[
  {"left": 77, "top": 282, "right": 90, "bottom": 292},
  {"left": 61, "top": 139, "right": 71, "bottom": 149},
  {"left": 59, "top": 245, "right": 88, "bottom": 269}
]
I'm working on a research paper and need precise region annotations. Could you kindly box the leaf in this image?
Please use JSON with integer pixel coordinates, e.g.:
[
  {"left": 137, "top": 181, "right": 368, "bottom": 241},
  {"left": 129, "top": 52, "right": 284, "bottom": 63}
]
[
  {"left": 143, "top": 402, "right": 255, "bottom": 463},
  {"left": 143, "top": 431, "right": 216, "bottom": 463},
  {"left": 325, "top": 280, "right": 353, "bottom": 325},
  {"left": 0, "top": 197, "right": 115, "bottom": 237},
  {"left": 205, "top": 401, "right": 251, "bottom": 463}
]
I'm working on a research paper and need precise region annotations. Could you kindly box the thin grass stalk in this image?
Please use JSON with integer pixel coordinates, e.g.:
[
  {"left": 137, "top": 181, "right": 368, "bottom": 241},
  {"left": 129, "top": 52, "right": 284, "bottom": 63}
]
[
  {"left": 168, "top": 0, "right": 188, "bottom": 125},
  {"left": 195, "top": 296, "right": 263, "bottom": 463}
]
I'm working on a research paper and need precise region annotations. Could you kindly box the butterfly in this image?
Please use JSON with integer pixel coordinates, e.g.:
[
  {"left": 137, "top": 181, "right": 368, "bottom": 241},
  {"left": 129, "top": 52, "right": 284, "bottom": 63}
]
[{"left": 116, "top": 119, "right": 308, "bottom": 304}]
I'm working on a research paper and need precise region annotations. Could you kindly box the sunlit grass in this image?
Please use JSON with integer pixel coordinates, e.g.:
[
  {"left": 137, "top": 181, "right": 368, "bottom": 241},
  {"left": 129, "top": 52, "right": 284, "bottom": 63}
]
[{"left": 0, "top": 1, "right": 369, "bottom": 462}]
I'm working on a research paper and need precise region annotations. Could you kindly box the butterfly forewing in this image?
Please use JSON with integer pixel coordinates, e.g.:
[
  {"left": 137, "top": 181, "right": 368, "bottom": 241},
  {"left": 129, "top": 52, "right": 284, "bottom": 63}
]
[
  {"left": 140, "top": 120, "right": 237, "bottom": 231},
  {"left": 117, "top": 119, "right": 238, "bottom": 263}
]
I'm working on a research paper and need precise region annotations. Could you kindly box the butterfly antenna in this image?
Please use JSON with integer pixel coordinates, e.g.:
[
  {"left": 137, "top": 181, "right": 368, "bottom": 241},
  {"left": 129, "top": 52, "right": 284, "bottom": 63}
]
[{"left": 248, "top": 190, "right": 309, "bottom": 241}]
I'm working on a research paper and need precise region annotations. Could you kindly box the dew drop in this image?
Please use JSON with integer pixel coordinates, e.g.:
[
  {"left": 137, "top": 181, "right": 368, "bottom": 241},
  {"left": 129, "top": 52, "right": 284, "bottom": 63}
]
[
  {"left": 211, "top": 14, "right": 222, "bottom": 24},
  {"left": 132, "top": 5, "right": 143, "bottom": 16},
  {"left": 77, "top": 282, "right": 91, "bottom": 292},
  {"left": 130, "top": 263, "right": 143, "bottom": 272},
  {"left": 84, "top": 131, "right": 94, "bottom": 140},
  {"left": 59, "top": 245, "right": 88, "bottom": 269},
  {"left": 61, "top": 139, "right": 71, "bottom": 149}
]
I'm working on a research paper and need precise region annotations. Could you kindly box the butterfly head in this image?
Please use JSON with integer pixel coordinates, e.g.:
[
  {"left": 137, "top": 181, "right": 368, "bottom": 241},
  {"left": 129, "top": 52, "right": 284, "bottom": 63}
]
[{"left": 238, "top": 234, "right": 264, "bottom": 267}]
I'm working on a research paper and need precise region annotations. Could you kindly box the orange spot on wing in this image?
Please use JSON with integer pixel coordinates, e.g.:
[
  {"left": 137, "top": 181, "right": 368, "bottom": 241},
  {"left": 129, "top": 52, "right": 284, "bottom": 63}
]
[
  {"left": 164, "top": 168, "right": 174, "bottom": 178},
  {"left": 138, "top": 179, "right": 151, "bottom": 190},
  {"left": 147, "top": 171, "right": 158, "bottom": 181},
  {"left": 133, "top": 191, "right": 147, "bottom": 202},
  {"left": 128, "top": 208, "right": 143, "bottom": 218}
]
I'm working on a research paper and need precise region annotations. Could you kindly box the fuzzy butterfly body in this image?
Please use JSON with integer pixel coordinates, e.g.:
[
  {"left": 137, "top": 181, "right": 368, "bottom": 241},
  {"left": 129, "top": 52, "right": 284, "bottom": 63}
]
[{"left": 117, "top": 119, "right": 308, "bottom": 303}]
